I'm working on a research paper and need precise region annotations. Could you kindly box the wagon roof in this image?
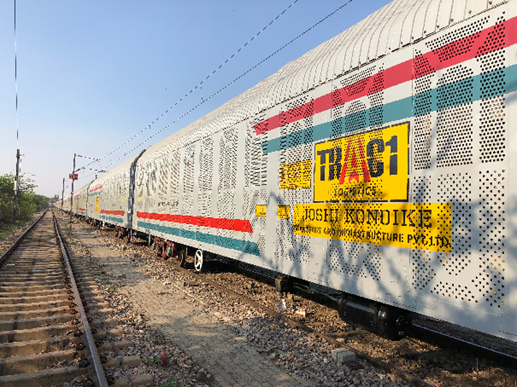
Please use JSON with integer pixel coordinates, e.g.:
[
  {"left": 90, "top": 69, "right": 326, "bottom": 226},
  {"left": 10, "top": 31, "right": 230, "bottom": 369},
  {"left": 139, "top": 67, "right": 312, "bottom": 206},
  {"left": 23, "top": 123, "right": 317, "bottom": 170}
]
[{"left": 127, "top": 0, "right": 498, "bottom": 159}]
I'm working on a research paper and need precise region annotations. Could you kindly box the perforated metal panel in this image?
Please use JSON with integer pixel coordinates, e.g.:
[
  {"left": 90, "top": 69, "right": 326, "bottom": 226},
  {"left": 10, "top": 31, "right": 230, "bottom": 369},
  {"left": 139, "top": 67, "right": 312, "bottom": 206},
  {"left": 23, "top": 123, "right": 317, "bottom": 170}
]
[
  {"left": 169, "top": 151, "right": 181, "bottom": 213},
  {"left": 430, "top": 173, "right": 474, "bottom": 300},
  {"left": 158, "top": 154, "right": 169, "bottom": 199},
  {"left": 276, "top": 94, "right": 316, "bottom": 264},
  {"left": 425, "top": 17, "right": 487, "bottom": 53},
  {"left": 410, "top": 170, "right": 435, "bottom": 295},
  {"left": 413, "top": 50, "right": 434, "bottom": 171},
  {"left": 478, "top": 16, "right": 507, "bottom": 164},
  {"left": 219, "top": 128, "right": 238, "bottom": 191},
  {"left": 328, "top": 240, "right": 382, "bottom": 281},
  {"left": 331, "top": 66, "right": 378, "bottom": 138},
  {"left": 198, "top": 138, "right": 214, "bottom": 218},
  {"left": 182, "top": 144, "right": 196, "bottom": 217},
  {"left": 88, "top": 0, "right": 517, "bottom": 342},
  {"left": 404, "top": 4, "right": 512, "bottom": 331},
  {"left": 243, "top": 188, "right": 267, "bottom": 255},
  {"left": 245, "top": 115, "right": 267, "bottom": 188},
  {"left": 477, "top": 169, "right": 507, "bottom": 308},
  {"left": 215, "top": 128, "right": 238, "bottom": 246}
]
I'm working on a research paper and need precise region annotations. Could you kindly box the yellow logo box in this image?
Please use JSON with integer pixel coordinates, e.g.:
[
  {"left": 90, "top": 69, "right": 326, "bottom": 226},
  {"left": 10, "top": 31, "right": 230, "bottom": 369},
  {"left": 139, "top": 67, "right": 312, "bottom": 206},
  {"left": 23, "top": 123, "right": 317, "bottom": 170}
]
[
  {"left": 255, "top": 205, "right": 291, "bottom": 219},
  {"left": 280, "top": 160, "right": 312, "bottom": 190},
  {"left": 314, "top": 123, "right": 409, "bottom": 202},
  {"left": 277, "top": 205, "right": 290, "bottom": 219},
  {"left": 255, "top": 205, "right": 266, "bottom": 217},
  {"left": 293, "top": 203, "right": 452, "bottom": 252}
]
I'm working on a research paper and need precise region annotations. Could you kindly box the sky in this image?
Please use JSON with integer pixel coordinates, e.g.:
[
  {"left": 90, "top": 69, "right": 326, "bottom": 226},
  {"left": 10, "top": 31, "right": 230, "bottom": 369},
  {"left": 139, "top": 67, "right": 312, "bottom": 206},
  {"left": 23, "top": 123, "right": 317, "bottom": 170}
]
[{"left": 0, "top": 0, "right": 391, "bottom": 198}]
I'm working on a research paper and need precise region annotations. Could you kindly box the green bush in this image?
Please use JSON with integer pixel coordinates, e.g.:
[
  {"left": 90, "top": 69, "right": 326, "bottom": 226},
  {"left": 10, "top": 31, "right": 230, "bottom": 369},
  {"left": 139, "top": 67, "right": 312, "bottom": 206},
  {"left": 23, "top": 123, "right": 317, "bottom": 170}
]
[{"left": 0, "top": 173, "right": 50, "bottom": 227}]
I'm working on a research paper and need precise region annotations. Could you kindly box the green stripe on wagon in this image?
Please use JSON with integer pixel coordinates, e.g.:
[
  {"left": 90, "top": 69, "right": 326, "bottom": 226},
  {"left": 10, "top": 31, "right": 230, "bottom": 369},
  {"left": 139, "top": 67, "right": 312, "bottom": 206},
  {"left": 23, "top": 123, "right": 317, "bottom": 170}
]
[
  {"left": 100, "top": 215, "right": 123, "bottom": 224},
  {"left": 262, "top": 64, "right": 517, "bottom": 154},
  {"left": 137, "top": 221, "right": 261, "bottom": 256}
]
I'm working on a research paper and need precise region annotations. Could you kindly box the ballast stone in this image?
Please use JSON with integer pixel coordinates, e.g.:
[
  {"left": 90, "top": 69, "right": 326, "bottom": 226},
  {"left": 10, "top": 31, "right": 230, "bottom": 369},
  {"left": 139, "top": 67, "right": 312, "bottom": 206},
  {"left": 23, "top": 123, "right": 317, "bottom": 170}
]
[{"left": 331, "top": 348, "right": 356, "bottom": 363}]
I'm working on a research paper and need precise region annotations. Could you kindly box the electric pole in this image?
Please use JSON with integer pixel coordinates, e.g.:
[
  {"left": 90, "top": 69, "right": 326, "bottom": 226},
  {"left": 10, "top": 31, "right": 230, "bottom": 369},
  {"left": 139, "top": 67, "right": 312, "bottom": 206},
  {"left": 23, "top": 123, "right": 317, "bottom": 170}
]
[
  {"left": 12, "top": 148, "right": 20, "bottom": 224},
  {"left": 61, "top": 178, "right": 65, "bottom": 209},
  {"left": 69, "top": 153, "right": 76, "bottom": 226}
]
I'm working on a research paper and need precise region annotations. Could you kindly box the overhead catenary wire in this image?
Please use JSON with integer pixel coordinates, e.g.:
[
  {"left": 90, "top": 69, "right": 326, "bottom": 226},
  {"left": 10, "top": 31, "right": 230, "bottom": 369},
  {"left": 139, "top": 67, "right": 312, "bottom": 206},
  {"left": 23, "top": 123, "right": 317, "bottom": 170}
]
[
  {"left": 12, "top": 0, "right": 21, "bottom": 224},
  {"left": 14, "top": 0, "right": 19, "bottom": 146},
  {"left": 83, "top": 0, "right": 355, "bottom": 177},
  {"left": 78, "top": 0, "right": 299, "bottom": 173},
  {"left": 75, "top": 154, "right": 101, "bottom": 172}
]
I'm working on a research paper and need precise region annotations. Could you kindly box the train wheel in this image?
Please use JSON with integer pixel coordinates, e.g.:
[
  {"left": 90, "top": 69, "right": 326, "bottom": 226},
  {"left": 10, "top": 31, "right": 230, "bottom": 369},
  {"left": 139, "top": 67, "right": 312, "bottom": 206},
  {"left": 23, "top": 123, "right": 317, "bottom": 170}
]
[
  {"left": 194, "top": 249, "right": 203, "bottom": 272},
  {"left": 174, "top": 248, "right": 186, "bottom": 268}
]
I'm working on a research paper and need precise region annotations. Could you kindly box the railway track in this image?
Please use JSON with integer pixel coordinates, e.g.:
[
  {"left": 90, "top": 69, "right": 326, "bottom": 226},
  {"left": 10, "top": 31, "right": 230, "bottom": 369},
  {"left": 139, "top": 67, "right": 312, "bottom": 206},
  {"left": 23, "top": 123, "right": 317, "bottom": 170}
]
[
  {"left": 169, "top": 261, "right": 434, "bottom": 387},
  {"left": 0, "top": 210, "right": 141, "bottom": 387},
  {"left": 62, "top": 215, "right": 517, "bottom": 386},
  {"left": 196, "top": 262, "right": 517, "bottom": 386},
  {"left": 229, "top": 261, "right": 517, "bottom": 371},
  {"left": 0, "top": 213, "right": 44, "bottom": 257},
  {"left": 145, "top": 241, "right": 517, "bottom": 386}
]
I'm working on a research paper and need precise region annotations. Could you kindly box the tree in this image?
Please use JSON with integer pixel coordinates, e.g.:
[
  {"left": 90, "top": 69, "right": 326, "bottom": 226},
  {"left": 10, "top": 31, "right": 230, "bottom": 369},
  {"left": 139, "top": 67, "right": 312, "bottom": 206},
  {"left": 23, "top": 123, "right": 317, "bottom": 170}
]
[{"left": 0, "top": 173, "right": 50, "bottom": 226}]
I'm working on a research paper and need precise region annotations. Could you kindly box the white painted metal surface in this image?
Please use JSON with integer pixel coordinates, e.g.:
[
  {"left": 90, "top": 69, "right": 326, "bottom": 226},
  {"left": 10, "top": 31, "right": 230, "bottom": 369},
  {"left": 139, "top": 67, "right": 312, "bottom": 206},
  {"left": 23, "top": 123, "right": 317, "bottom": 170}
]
[{"left": 73, "top": 0, "right": 516, "bottom": 341}]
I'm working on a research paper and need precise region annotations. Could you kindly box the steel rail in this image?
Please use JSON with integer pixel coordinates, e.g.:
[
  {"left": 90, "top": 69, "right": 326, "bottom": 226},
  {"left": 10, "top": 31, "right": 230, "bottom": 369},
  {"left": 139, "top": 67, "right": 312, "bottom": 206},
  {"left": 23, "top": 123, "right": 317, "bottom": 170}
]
[
  {"left": 236, "top": 259, "right": 517, "bottom": 372},
  {"left": 52, "top": 210, "right": 108, "bottom": 387},
  {"left": 232, "top": 260, "right": 517, "bottom": 375},
  {"left": 0, "top": 209, "right": 48, "bottom": 267},
  {"left": 411, "top": 323, "right": 517, "bottom": 369},
  {"left": 168, "top": 263, "right": 434, "bottom": 387}
]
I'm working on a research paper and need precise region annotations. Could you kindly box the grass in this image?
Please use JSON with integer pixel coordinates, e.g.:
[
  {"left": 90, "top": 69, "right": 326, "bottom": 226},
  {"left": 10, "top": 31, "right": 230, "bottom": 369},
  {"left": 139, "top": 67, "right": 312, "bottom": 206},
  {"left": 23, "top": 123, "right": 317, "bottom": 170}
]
[
  {"left": 0, "top": 224, "right": 16, "bottom": 241},
  {"left": 104, "top": 283, "right": 117, "bottom": 292},
  {"left": 65, "top": 228, "right": 76, "bottom": 242},
  {"left": 147, "top": 357, "right": 163, "bottom": 368},
  {"left": 160, "top": 377, "right": 181, "bottom": 387},
  {"left": 0, "top": 217, "right": 33, "bottom": 242}
]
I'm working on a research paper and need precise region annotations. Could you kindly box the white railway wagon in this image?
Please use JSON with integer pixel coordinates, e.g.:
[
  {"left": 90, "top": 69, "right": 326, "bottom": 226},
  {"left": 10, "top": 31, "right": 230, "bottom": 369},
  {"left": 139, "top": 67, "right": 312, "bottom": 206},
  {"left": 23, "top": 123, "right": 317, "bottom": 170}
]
[
  {"left": 72, "top": 0, "right": 517, "bottom": 341},
  {"left": 74, "top": 185, "right": 89, "bottom": 217},
  {"left": 85, "top": 178, "right": 105, "bottom": 223},
  {"left": 62, "top": 196, "right": 71, "bottom": 211},
  {"left": 85, "top": 152, "right": 145, "bottom": 229}
]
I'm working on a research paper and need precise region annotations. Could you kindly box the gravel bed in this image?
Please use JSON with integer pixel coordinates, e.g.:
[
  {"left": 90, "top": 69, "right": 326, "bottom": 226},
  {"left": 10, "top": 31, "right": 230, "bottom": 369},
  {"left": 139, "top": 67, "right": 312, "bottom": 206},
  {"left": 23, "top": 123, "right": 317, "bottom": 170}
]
[
  {"left": 124, "top": 251, "right": 517, "bottom": 387},
  {"left": 413, "top": 316, "right": 517, "bottom": 358},
  {"left": 68, "top": 220, "right": 409, "bottom": 387},
  {"left": 0, "top": 211, "right": 44, "bottom": 252},
  {"left": 62, "top": 216, "right": 517, "bottom": 387},
  {"left": 54, "top": 217, "right": 213, "bottom": 387}
]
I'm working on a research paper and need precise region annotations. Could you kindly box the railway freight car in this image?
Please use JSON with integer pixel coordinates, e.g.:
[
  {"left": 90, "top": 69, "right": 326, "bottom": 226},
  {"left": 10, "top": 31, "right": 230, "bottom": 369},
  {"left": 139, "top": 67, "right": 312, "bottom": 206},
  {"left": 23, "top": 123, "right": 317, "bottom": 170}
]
[
  {"left": 74, "top": 186, "right": 88, "bottom": 217},
  {"left": 62, "top": 196, "right": 71, "bottom": 212},
  {"left": 84, "top": 151, "right": 146, "bottom": 233},
  {"left": 68, "top": 0, "right": 517, "bottom": 341}
]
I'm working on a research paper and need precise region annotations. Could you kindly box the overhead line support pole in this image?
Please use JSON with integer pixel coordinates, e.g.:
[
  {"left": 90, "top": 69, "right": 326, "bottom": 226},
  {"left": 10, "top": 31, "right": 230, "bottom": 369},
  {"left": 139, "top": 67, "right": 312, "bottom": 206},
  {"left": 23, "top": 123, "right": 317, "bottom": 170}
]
[
  {"left": 12, "top": 148, "right": 20, "bottom": 224},
  {"left": 69, "top": 153, "right": 76, "bottom": 228},
  {"left": 61, "top": 178, "right": 65, "bottom": 209}
]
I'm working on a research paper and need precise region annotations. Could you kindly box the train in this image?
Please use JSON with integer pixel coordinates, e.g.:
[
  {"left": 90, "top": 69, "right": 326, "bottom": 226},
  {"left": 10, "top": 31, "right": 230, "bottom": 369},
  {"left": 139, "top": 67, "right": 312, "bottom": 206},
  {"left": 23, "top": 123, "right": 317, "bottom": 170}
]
[{"left": 61, "top": 0, "right": 517, "bottom": 341}]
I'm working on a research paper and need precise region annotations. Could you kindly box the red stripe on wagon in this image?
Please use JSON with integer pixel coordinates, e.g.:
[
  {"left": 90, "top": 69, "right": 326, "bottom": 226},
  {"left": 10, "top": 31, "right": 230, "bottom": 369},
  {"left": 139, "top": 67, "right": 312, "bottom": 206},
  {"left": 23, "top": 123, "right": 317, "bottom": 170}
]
[
  {"left": 136, "top": 212, "right": 253, "bottom": 233},
  {"left": 254, "top": 16, "right": 517, "bottom": 135},
  {"left": 100, "top": 210, "right": 125, "bottom": 216},
  {"left": 90, "top": 185, "right": 103, "bottom": 193},
  {"left": 79, "top": 208, "right": 86, "bottom": 211}
]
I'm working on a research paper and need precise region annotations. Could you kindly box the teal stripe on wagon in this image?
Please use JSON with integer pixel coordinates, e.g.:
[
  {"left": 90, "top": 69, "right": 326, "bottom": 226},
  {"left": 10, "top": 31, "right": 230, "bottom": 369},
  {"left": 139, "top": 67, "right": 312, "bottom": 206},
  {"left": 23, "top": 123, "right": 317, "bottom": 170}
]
[
  {"left": 101, "top": 215, "right": 123, "bottom": 224},
  {"left": 261, "top": 64, "right": 517, "bottom": 154},
  {"left": 137, "top": 221, "right": 261, "bottom": 256}
]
